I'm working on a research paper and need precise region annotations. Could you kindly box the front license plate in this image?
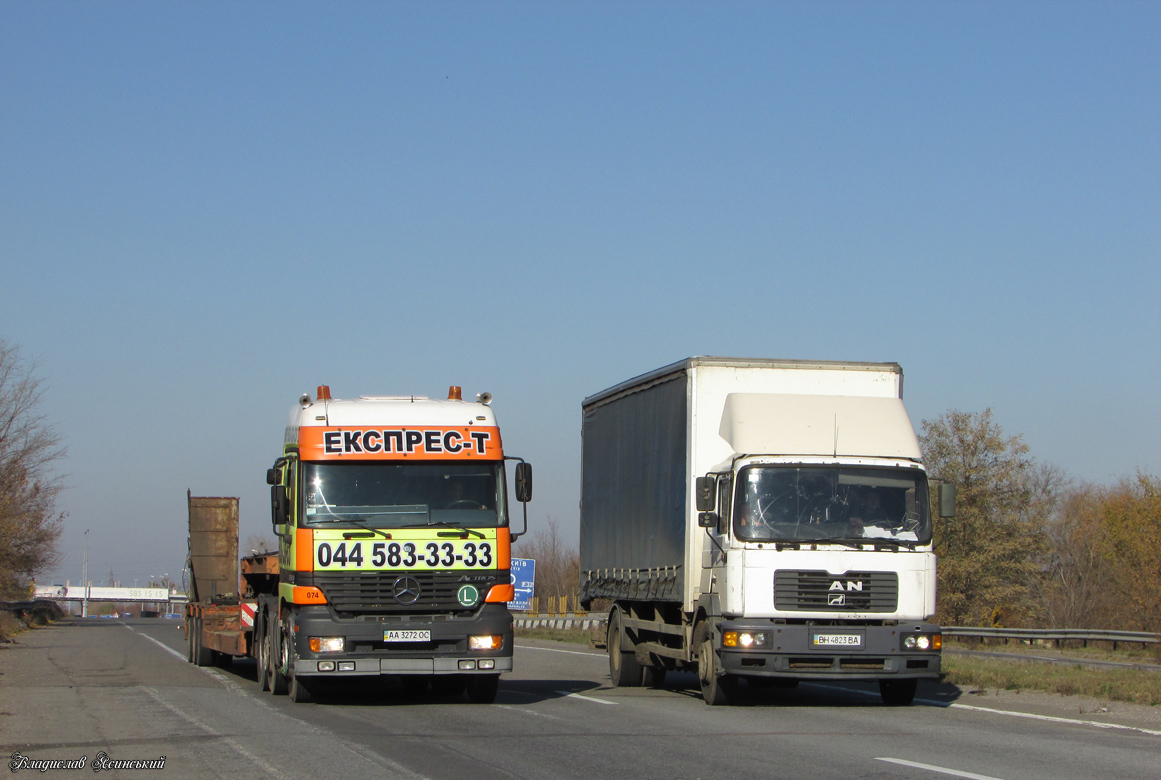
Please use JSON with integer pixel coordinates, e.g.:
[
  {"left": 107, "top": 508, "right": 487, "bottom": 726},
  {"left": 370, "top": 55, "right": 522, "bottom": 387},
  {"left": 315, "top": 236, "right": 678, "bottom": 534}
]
[
  {"left": 385, "top": 630, "right": 431, "bottom": 643},
  {"left": 813, "top": 633, "right": 862, "bottom": 648}
]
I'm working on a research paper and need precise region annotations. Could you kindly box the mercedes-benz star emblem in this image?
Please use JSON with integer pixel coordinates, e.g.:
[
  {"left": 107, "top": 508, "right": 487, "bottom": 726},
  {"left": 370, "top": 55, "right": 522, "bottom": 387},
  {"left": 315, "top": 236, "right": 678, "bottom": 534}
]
[{"left": 393, "top": 576, "right": 421, "bottom": 605}]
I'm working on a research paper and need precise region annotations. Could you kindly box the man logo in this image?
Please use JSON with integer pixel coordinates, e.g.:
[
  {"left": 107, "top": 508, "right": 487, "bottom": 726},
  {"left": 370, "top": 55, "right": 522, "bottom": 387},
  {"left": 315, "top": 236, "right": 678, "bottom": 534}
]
[
  {"left": 828, "top": 592, "right": 846, "bottom": 606},
  {"left": 830, "top": 580, "right": 864, "bottom": 592}
]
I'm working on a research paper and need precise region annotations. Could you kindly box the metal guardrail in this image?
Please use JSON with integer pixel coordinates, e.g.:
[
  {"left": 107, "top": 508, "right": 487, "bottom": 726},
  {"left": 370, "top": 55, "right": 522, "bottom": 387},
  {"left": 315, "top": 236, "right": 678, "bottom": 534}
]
[
  {"left": 942, "top": 626, "right": 1160, "bottom": 648},
  {"left": 512, "top": 617, "right": 1159, "bottom": 649}
]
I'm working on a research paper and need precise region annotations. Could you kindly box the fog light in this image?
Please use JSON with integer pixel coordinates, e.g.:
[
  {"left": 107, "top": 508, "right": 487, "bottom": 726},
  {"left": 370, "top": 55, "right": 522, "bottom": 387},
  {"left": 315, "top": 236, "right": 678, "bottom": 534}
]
[
  {"left": 338, "top": 661, "right": 356, "bottom": 671},
  {"left": 459, "top": 660, "right": 477, "bottom": 670},
  {"left": 478, "top": 659, "right": 495, "bottom": 670},
  {"left": 309, "top": 636, "right": 344, "bottom": 653},
  {"left": 317, "top": 661, "right": 335, "bottom": 672},
  {"left": 469, "top": 635, "right": 502, "bottom": 650}
]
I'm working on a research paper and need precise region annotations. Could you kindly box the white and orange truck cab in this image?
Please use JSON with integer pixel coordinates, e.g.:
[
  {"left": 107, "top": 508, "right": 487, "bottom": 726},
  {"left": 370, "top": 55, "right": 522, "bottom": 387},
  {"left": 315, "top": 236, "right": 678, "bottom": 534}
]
[{"left": 256, "top": 384, "right": 531, "bottom": 703}]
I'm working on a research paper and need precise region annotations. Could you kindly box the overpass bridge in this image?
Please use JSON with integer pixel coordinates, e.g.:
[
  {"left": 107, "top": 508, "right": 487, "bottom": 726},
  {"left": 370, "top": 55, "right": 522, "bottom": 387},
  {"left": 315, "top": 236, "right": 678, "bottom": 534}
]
[{"left": 32, "top": 585, "right": 187, "bottom": 616}]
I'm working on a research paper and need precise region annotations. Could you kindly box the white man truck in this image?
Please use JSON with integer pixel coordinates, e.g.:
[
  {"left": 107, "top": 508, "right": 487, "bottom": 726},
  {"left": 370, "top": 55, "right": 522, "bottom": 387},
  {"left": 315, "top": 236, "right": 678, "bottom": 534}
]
[
  {"left": 579, "top": 357, "right": 954, "bottom": 706},
  {"left": 256, "top": 384, "right": 532, "bottom": 703}
]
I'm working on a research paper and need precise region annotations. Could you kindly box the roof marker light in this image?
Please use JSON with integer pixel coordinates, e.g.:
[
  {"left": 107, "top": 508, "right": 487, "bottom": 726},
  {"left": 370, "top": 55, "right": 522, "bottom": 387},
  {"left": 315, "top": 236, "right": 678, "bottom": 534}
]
[
  {"left": 317, "top": 385, "right": 332, "bottom": 401},
  {"left": 448, "top": 386, "right": 462, "bottom": 401}
]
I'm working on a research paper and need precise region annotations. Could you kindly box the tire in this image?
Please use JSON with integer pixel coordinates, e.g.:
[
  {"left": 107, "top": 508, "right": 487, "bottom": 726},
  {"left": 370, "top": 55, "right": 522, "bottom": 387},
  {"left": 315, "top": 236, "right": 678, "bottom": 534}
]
[
  {"left": 607, "top": 610, "right": 643, "bottom": 687},
  {"left": 268, "top": 610, "right": 288, "bottom": 696},
  {"left": 285, "top": 613, "right": 313, "bottom": 703},
  {"left": 695, "top": 621, "right": 734, "bottom": 706},
  {"left": 185, "top": 617, "right": 193, "bottom": 663},
  {"left": 466, "top": 674, "right": 499, "bottom": 704},
  {"left": 289, "top": 668, "right": 314, "bottom": 703},
  {"left": 255, "top": 612, "right": 270, "bottom": 692},
  {"left": 192, "top": 617, "right": 214, "bottom": 667},
  {"left": 880, "top": 678, "right": 917, "bottom": 706}
]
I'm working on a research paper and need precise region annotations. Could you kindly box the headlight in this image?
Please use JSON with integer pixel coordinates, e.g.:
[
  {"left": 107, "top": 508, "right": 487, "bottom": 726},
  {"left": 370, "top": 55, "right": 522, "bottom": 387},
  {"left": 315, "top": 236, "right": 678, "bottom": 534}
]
[
  {"left": 309, "top": 636, "right": 345, "bottom": 653},
  {"left": 901, "top": 633, "right": 941, "bottom": 652},
  {"left": 722, "top": 631, "right": 771, "bottom": 649},
  {"left": 469, "top": 635, "right": 502, "bottom": 650}
]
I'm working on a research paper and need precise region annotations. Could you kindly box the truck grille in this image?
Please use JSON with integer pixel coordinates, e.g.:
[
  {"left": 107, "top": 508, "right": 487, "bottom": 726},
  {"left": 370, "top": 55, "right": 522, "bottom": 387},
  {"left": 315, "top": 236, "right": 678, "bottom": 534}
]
[
  {"left": 312, "top": 571, "right": 502, "bottom": 614},
  {"left": 774, "top": 570, "right": 898, "bottom": 613}
]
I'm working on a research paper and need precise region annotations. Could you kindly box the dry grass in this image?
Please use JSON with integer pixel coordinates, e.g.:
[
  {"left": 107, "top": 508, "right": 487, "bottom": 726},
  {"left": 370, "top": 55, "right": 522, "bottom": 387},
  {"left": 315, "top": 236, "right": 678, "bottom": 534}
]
[
  {"left": 513, "top": 625, "right": 593, "bottom": 645},
  {"left": 942, "top": 653, "right": 1161, "bottom": 706},
  {"left": 0, "top": 611, "right": 23, "bottom": 642}
]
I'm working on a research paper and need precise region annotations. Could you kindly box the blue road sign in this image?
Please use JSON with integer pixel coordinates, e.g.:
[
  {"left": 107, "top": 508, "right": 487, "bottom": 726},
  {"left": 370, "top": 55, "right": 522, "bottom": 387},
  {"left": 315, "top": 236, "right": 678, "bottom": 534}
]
[{"left": 510, "top": 557, "right": 535, "bottom": 612}]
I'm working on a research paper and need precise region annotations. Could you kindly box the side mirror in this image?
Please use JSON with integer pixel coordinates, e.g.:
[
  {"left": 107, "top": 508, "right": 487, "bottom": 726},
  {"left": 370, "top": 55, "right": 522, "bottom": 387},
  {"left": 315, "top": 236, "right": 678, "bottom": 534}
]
[
  {"left": 266, "top": 468, "right": 279, "bottom": 486},
  {"left": 695, "top": 476, "right": 716, "bottom": 512},
  {"left": 515, "top": 462, "right": 532, "bottom": 503},
  {"left": 698, "top": 511, "right": 719, "bottom": 529},
  {"left": 271, "top": 485, "right": 289, "bottom": 527},
  {"left": 939, "top": 482, "right": 957, "bottom": 518}
]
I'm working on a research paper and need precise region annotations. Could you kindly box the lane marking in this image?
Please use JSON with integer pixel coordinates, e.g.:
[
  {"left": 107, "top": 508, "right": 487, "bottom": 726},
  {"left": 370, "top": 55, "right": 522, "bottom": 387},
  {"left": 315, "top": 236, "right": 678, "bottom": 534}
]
[
  {"left": 873, "top": 756, "right": 1003, "bottom": 775},
  {"left": 493, "top": 704, "right": 559, "bottom": 719},
  {"left": 127, "top": 626, "right": 432, "bottom": 780},
  {"left": 919, "top": 699, "right": 1161, "bottom": 738},
  {"left": 123, "top": 624, "right": 185, "bottom": 660},
  {"left": 875, "top": 758, "right": 1006, "bottom": 780},
  {"left": 807, "top": 683, "right": 1161, "bottom": 738},
  {"left": 141, "top": 686, "right": 291, "bottom": 780},
  {"left": 516, "top": 643, "right": 605, "bottom": 658},
  {"left": 555, "top": 690, "right": 617, "bottom": 705}
]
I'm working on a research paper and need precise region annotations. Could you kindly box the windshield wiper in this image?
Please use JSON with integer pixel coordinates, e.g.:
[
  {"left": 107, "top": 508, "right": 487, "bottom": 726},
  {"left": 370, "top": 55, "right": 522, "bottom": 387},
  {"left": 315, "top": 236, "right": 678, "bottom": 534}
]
[
  {"left": 424, "top": 521, "right": 485, "bottom": 539},
  {"left": 809, "top": 537, "right": 868, "bottom": 550},
  {"left": 328, "top": 518, "right": 393, "bottom": 541}
]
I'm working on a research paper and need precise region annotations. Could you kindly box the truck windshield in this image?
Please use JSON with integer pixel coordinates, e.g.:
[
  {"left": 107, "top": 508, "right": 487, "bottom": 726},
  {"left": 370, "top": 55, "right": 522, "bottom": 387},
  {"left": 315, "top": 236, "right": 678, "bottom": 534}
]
[
  {"left": 732, "top": 465, "right": 931, "bottom": 544},
  {"left": 301, "top": 461, "right": 506, "bottom": 529}
]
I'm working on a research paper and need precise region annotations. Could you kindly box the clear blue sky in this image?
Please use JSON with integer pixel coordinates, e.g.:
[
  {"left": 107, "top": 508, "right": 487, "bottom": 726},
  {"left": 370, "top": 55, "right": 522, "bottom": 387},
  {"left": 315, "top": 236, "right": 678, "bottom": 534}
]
[{"left": 2, "top": 2, "right": 1158, "bottom": 588}]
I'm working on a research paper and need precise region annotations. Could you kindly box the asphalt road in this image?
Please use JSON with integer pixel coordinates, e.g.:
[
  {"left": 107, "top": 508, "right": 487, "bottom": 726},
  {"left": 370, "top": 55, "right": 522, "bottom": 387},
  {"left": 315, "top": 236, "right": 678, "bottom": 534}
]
[{"left": 2, "top": 617, "right": 1158, "bottom": 780}]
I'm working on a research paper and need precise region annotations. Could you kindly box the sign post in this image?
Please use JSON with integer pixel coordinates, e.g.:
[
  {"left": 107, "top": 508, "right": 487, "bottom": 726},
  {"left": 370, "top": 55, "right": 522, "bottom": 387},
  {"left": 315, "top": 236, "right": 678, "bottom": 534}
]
[{"left": 510, "top": 558, "right": 535, "bottom": 613}]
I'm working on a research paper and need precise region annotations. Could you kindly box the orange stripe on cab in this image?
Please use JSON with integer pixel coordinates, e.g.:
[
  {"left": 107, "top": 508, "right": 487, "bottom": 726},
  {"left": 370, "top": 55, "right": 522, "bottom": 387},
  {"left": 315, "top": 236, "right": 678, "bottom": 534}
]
[
  {"left": 486, "top": 584, "right": 514, "bottom": 603},
  {"left": 295, "top": 528, "right": 314, "bottom": 572}
]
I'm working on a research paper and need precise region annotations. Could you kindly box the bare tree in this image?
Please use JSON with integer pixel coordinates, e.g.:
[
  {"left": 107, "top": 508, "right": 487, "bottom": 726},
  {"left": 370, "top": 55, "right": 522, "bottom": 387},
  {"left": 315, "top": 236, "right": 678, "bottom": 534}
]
[
  {"left": 242, "top": 533, "right": 279, "bottom": 556},
  {"left": 514, "top": 518, "right": 580, "bottom": 603},
  {"left": 0, "top": 339, "right": 66, "bottom": 598}
]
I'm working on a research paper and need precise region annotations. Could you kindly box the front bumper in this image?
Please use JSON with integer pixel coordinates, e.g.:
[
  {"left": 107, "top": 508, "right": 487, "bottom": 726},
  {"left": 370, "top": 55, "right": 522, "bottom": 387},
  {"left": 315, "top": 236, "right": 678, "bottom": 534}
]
[
  {"left": 717, "top": 620, "right": 942, "bottom": 680},
  {"left": 291, "top": 603, "right": 513, "bottom": 677}
]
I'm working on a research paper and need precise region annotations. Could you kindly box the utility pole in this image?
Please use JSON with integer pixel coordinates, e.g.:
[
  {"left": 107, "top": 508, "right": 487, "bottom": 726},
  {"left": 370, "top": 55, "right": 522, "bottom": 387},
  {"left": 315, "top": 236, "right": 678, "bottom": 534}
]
[{"left": 81, "top": 529, "right": 89, "bottom": 618}]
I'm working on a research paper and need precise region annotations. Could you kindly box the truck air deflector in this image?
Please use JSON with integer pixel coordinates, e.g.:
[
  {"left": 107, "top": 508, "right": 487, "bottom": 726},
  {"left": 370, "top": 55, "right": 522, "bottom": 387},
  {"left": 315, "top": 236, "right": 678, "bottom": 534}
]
[{"left": 719, "top": 394, "right": 921, "bottom": 459}]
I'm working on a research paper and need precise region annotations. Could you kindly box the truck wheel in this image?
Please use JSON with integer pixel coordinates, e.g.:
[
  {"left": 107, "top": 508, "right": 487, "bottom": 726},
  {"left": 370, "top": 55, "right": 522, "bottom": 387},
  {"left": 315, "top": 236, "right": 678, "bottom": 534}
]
[
  {"left": 466, "top": 674, "right": 499, "bottom": 704},
  {"left": 695, "top": 621, "right": 733, "bottom": 706},
  {"left": 184, "top": 617, "right": 193, "bottom": 663},
  {"left": 879, "top": 678, "right": 917, "bottom": 706},
  {"left": 192, "top": 617, "right": 214, "bottom": 667},
  {"left": 607, "top": 610, "right": 643, "bottom": 687},
  {"left": 255, "top": 613, "right": 270, "bottom": 692},
  {"left": 288, "top": 663, "right": 314, "bottom": 704},
  {"left": 268, "top": 611, "right": 288, "bottom": 696}
]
